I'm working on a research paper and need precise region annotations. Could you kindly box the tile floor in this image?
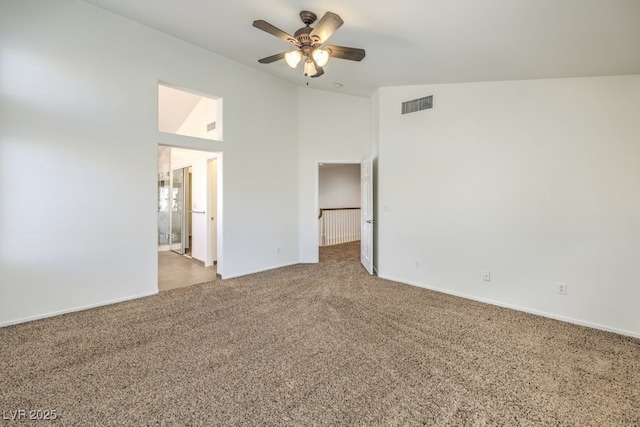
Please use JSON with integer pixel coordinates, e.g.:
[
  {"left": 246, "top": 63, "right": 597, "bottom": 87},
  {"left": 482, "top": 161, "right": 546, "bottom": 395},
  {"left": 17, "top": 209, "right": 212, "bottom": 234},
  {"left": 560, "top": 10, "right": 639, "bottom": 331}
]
[{"left": 158, "top": 250, "right": 218, "bottom": 291}]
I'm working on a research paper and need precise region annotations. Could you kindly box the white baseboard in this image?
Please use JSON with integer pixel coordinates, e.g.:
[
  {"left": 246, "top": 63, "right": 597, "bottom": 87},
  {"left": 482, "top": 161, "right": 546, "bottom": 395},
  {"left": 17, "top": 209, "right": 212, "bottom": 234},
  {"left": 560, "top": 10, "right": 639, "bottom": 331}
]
[
  {"left": 220, "top": 262, "right": 300, "bottom": 280},
  {"left": 378, "top": 274, "right": 640, "bottom": 339},
  {"left": 0, "top": 290, "right": 159, "bottom": 328}
]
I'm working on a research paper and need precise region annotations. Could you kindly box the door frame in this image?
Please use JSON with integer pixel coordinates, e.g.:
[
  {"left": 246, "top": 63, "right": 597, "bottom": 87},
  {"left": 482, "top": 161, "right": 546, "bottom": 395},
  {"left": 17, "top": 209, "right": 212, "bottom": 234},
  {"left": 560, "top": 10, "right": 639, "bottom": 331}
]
[
  {"left": 158, "top": 145, "right": 223, "bottom": 275},
  {"left": 315, "top": 159, "right": 364, "bottom": 259}
]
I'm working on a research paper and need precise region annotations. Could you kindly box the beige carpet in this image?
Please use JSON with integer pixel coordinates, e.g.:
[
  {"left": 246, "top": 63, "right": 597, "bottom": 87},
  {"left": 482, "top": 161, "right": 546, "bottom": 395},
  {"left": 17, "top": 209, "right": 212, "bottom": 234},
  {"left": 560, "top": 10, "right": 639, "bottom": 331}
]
[{"left": 1, "top": 241, "right": 639, "bottom": 426}]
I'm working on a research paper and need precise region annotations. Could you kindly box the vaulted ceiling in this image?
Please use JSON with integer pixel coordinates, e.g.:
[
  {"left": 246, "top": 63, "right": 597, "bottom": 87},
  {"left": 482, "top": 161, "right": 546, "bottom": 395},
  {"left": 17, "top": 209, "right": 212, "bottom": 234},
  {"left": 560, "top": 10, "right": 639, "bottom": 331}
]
[{"left": 81, "top": 0, "right": 640, "bottom": 97}]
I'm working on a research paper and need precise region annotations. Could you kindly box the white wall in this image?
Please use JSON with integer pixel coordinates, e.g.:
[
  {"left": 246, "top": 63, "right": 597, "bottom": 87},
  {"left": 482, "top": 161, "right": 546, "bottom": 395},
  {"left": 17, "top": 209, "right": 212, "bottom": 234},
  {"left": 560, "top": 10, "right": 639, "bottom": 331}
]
[
  {"left": 377, "top": 75, "right": 640, "bottom": 337},
  {"left": 0, "top": 0, "right": 299, "bottom": 325},
  {"left": 298, "top": 88, "right": 371, "bottom": 262},
  {"left": 319, "top": 164, "right": 360, "bottom": 208}
]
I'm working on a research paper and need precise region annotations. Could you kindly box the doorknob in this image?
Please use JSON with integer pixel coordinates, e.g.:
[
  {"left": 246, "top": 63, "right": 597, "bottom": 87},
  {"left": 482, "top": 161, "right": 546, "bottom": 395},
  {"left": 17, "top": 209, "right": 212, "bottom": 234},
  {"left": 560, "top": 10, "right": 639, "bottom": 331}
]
[{"left": 366, "top": 219, "right": 375, "bottom": 224}]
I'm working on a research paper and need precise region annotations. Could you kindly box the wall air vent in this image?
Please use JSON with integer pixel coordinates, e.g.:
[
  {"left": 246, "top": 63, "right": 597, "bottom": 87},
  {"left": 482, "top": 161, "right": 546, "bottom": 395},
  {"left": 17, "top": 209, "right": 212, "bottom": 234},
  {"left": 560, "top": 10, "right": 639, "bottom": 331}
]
[
  {"left": 402, "top": 95, "right": 433, "bottom": 114},
  {"left": 207, "top": 121, "right": 216, "bottom": 132}
]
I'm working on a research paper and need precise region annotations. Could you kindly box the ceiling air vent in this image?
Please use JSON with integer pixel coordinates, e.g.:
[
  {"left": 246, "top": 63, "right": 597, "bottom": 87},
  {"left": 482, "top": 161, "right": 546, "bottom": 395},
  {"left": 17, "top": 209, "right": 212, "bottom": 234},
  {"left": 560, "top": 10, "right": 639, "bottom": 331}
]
[
  {"left": 207, "top": 121, "right": 216, "bottom": 132},
  {"left": 402, "top": 95, "right": 433, "bottom": 114}
]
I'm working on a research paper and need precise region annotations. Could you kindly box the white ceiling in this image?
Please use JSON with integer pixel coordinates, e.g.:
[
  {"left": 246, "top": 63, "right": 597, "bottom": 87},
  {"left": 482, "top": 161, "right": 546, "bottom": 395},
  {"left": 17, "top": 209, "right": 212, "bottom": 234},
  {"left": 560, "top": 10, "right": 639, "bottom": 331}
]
[{"left": 81, "top": 0, "right": 640, "bottom": 97}]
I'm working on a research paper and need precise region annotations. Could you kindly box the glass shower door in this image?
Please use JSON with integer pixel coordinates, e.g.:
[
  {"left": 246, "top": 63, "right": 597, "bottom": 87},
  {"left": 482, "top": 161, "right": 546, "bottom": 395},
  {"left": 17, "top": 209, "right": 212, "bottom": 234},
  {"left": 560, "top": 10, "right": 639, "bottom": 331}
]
[
  {"left": 158, "top": 174, "right": 170, "bottom": 247},
  {"left": 171, "top": 168, "right": 185, "bottom": 254},
  {"left": 157, "top": 146, "right": 171, "bottom": 248}
]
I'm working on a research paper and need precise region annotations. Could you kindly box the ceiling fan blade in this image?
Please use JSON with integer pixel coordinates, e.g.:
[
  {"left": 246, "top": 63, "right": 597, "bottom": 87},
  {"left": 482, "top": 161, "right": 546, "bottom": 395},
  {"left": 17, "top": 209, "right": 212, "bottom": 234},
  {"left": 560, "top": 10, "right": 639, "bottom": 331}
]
[
  {"left": 253, "top": 20, "right": 299, "bottom": 46},
  {"left": 309, "top": 12, "right": 343, "bottom": 44},
  {"left": 258, "top": 52, "right": 287, "bottom": 64},
  {"left": 324, "top": 45, "right": 366, "bottom": 61}
]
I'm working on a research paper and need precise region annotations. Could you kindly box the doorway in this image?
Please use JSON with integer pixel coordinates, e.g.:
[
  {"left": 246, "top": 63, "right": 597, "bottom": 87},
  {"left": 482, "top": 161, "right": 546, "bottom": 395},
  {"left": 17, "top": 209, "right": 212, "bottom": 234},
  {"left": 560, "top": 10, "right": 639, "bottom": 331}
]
[
  {"left": 157, "top": 146, "right": 221, "bottom": 290},
  {"left": 316, "top": 160, "right": 374, "bottom": 273},
  {"left": 317, "top": 162, "right": 361, "bottom": 248}
]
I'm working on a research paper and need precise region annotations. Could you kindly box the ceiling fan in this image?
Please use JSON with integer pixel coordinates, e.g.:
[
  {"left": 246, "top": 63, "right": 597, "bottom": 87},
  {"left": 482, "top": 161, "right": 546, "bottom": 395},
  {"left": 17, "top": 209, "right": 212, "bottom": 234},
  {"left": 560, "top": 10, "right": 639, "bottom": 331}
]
[{"left": 252, "top": 11, "right": 366, "bottom": 78}]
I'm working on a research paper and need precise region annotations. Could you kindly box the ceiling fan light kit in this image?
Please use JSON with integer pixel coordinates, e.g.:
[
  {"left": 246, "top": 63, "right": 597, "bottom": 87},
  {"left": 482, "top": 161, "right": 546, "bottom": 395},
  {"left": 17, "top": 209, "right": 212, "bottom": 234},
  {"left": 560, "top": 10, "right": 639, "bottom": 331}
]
[
  {"left": 312, "top": 48, "right": 329, "bottom": 67},
  {"left": 284, "top": 50, "right": 302, "bottom": 68},
  {"left": 253, "top": 10, "right": 365, "bottom": 78},
  {"left": 303, "top": 59, "right": 317, "bottom": 77}
]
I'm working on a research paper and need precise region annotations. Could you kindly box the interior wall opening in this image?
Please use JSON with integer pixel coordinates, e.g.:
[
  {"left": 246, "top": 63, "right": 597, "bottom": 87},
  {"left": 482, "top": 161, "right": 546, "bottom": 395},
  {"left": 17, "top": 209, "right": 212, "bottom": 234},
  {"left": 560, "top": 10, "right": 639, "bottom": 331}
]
[
  {"left": 317, "top": 162, "right": 361, "bottom": 253},
  {"left": 157, "top": 146, "right": 221, "bottom": 291},
  {"left": 157, "top": 82, "right": 223, "bottom": 142}
]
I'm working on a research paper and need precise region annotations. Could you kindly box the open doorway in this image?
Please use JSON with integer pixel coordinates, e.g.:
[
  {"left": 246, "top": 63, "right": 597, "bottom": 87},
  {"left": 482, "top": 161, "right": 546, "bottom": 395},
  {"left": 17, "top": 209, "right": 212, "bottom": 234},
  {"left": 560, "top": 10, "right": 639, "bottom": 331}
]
[
  {"left": 316, "top": 160, "right": 374, "bottom": 273},
  {"left": 317, "top": 162, "right": 361, "bottom": 261},
  {"left": 157, "top": 146, "right": 221, "bottom": 291}
]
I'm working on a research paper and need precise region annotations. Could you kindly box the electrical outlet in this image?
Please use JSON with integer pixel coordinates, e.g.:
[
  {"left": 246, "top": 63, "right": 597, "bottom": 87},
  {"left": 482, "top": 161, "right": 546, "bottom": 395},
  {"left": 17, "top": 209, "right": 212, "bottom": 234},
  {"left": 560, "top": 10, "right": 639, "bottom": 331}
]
[
  {"left": 483, "top": 271, "right": 491, "bottom": 282},
  {"left": 557, "top": 282, "right": 567, "bottom": 295},
  {"left": 415, "top": 260, "right": 420, "bottom": 268}
]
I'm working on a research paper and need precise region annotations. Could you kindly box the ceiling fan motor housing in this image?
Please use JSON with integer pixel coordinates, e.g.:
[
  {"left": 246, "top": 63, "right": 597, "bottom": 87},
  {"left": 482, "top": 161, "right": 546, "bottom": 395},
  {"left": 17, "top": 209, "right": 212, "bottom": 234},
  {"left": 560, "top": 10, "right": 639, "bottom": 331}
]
[
  {"left": 296, "top": 11, "right": 323, "bottom": 50},
  {"left": 294, "top": 27, "right": 317, "bottom": 54},
  {"left": 299, "top": 11, "right": 317, "bottom": 26}
]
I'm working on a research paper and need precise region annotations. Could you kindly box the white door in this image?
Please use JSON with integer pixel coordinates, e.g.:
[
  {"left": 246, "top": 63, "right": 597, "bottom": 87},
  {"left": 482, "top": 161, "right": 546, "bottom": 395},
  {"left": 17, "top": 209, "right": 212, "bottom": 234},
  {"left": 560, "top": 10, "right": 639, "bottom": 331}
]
[
  {"left": 360, "top": 157, "right": 374, "bottom": 274},
  {"left": 207, "top": 158, "right": 218, "bottom": 266}
]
